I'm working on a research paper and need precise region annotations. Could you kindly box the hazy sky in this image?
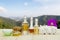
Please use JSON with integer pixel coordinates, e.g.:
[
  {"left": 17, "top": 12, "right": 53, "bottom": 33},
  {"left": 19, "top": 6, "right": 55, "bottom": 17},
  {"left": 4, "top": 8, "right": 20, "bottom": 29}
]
[{"left": 0, "top": 0, "right": 60, "bottom": 17}]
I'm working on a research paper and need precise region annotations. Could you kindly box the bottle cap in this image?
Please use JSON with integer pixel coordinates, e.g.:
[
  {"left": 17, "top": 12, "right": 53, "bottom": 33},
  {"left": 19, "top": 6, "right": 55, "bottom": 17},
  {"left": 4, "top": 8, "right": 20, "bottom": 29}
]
[
  {"left": 34, "top": 18, "right": 39, "bottom": 26},
  {"left": 31, "top": 17, "right": 33, "bottom": 20},
  {"left": 35, "top": 18, "right": 38, "bottom": 22},
  {"left": 23, "top": 16, "right": 28, "bottom": 23}
]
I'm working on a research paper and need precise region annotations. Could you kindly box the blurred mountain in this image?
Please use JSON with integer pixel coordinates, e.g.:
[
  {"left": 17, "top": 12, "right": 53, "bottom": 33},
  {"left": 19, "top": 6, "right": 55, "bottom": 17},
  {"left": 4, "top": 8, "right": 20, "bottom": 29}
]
[
  {"left": 9, "top": 17, "right": 23, "bottom": 21},
  {"left": 0, "top": 15, "right": 60, "bottom": 29},
  {"left": 9, "top": 15, "right": 60, "bottom": 25}
]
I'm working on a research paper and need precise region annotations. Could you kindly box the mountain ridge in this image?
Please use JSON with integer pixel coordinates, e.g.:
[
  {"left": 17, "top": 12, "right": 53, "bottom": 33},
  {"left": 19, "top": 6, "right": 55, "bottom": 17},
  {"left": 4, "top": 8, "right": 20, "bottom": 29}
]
[{"left": 0, "top": 15, "right": 60, "bottom": 29}]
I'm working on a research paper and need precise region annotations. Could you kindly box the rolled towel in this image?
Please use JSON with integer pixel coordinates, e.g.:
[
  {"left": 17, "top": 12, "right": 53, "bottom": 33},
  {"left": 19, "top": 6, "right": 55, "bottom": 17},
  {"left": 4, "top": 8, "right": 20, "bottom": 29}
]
[
  {"left": 51, "top": 26, "right": 57, "bottom": 35},
  {"left": 46, "top": 26, "right": 52, "bottom": 35},
  {"left": 39, "top": 25, "right": 47, "bottom": 35}
]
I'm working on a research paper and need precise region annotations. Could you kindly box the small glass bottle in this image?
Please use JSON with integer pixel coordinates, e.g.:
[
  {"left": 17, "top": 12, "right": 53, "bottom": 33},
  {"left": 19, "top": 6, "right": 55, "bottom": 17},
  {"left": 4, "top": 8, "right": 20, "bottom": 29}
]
[
  {"left": 34, "top": 18, "right": 39, "bottom": 35},
  {"left": 22, "top": 16, "right": 29, "bottom": 35},
  {"left": 29, "top": 17, "right": 34, "bottom": 34}
]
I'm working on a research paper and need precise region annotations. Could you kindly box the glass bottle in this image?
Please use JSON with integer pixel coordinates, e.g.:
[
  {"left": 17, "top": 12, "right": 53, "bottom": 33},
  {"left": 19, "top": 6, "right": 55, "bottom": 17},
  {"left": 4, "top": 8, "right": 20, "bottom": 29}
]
[
  {"left": 34, "top": 18, "right": 39, "bottom": 35},
  {"left": 22, "top": 16, "right": 29, "bottom": 35},
  {"left": 29, "top": 17, "right": 34, "bottom": 34}
]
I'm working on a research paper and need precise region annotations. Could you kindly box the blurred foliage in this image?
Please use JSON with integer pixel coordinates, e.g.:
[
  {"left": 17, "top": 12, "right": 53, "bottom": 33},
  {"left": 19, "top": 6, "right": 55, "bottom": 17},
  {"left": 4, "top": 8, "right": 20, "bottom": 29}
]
[{"left": 0, "top": 17, "right": 17, "bottom": 29}]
